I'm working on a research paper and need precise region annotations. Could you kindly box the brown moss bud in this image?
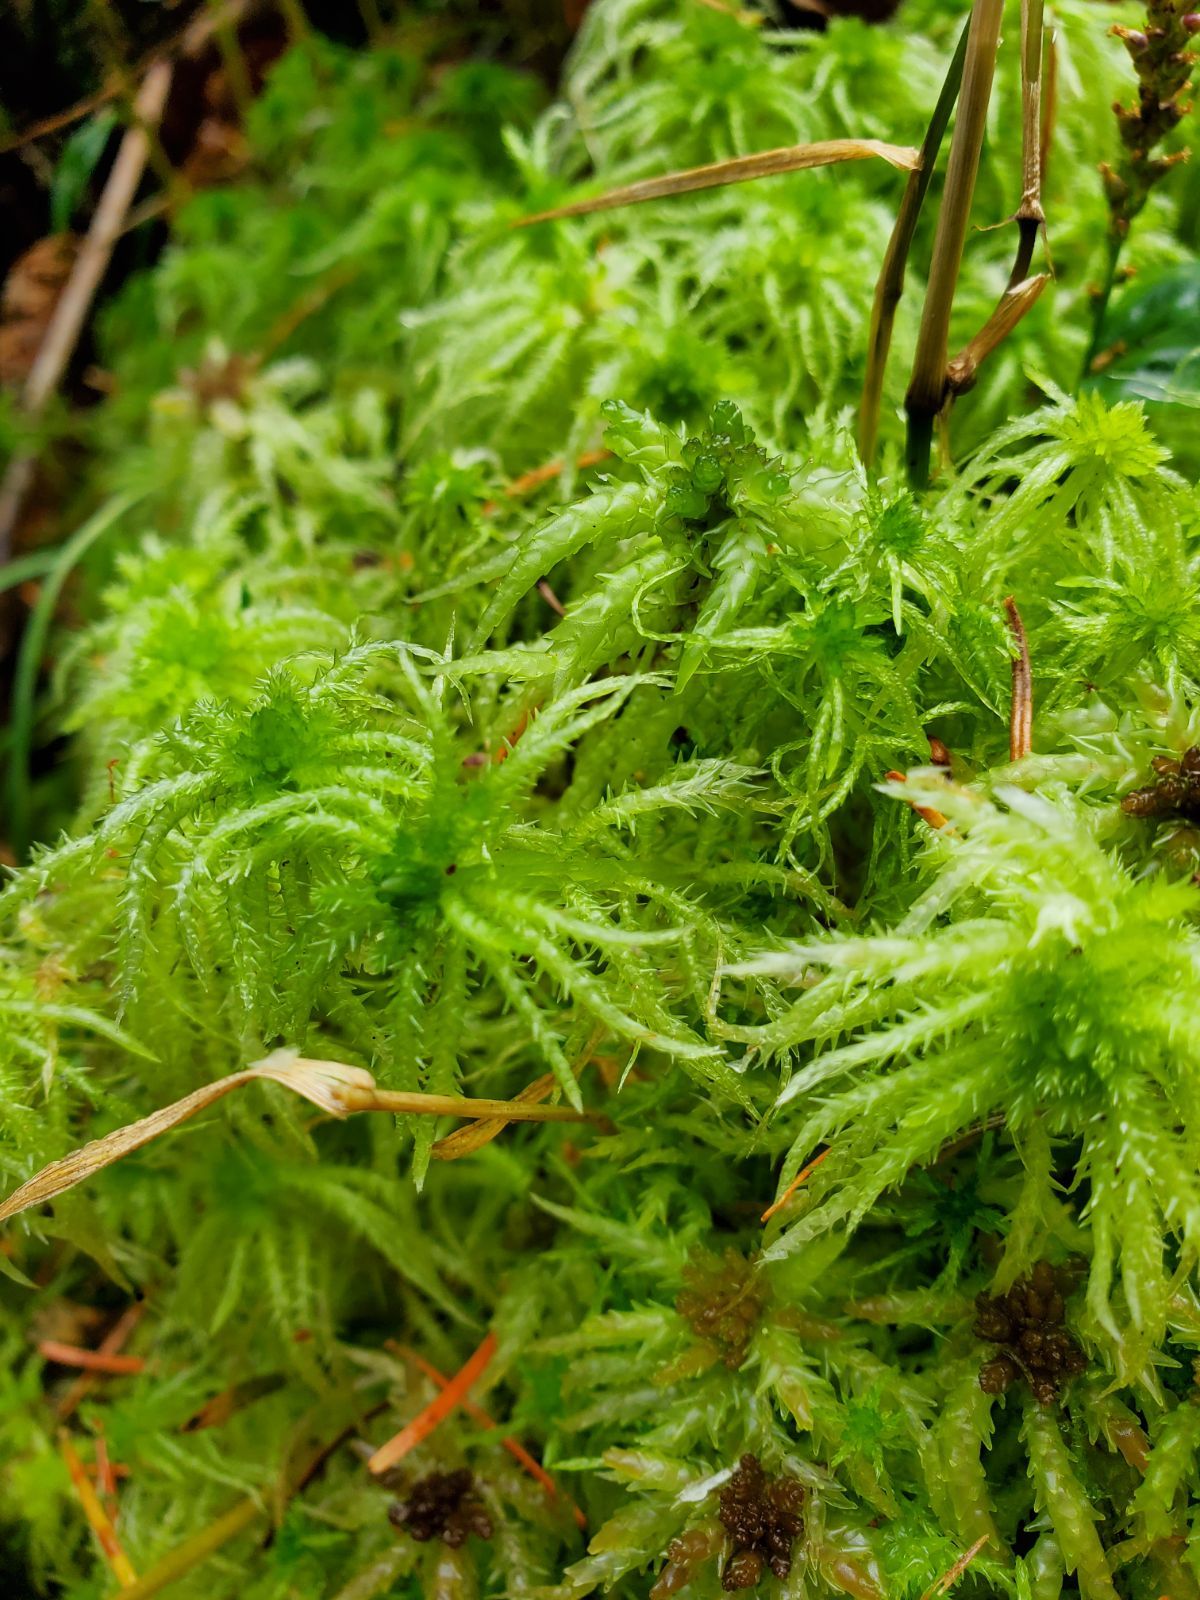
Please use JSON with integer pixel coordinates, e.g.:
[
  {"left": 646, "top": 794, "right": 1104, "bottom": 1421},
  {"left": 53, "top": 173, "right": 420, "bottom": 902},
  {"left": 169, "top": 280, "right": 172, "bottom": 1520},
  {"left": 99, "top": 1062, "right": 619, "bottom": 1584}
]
[
  {"left": 974, "top": 1262, "right": 1086, "bottom": 1405},
  {"left": 388, "top": 1469, "right": 494, "bottom": 1547},
  {"left": 717, "top": 1454, "right": 805, "bottom": 1588}
]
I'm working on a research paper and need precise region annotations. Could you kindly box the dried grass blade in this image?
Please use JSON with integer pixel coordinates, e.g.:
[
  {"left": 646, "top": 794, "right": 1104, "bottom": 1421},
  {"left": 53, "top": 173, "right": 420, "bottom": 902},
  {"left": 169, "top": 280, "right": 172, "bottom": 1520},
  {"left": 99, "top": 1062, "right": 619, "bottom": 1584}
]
[
  {"left": 0, "top": 1051, "right": 608, "bottom": 1227},
  {"left": 368, "top": 1331, "right": 498, "bottom": 1476},
  {"left": 39, "top": 1340, "right": 146, "bottom": 1375},
  {"left": 762, "top": 1147, "right": 831, "bottom": 1222},
  {"left": 514, "top": 140, "right": 919, "bottom": 228},
  {"left": 113, "top": 1498, "right": 262, "bottom": 1600},
  {"left": 431, "top": 1073, "right": 559, "bottom": 1162},
  {"left": 919, "top": 1534, "right": 992, "bottom": 1600},
  {"left": 947, "top": 274, "right": 1048, "bottom": 398},
  {"left": 57, "top": 1304, "right": 145, "bottom": 1421},
  {"left": 0, "top": 1053, "right": 371, "bottom": 1225},
  {"left": 60, "top": 1430, "right": 138, "bottom": 1586}
]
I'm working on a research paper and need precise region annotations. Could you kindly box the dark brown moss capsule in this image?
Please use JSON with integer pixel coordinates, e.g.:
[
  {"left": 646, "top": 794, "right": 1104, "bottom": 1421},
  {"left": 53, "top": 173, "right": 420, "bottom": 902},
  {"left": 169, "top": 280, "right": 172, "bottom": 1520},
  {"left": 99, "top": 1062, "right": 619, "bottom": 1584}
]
[
  {"left": 1122, "top": 747, "right": 1200, "bottom": 822},
  {"left": 973, "top": 1261, "right": 1086, "bottom": 1405},
  {"left": 717, "top": 1454, "right": 805, "bottom": 1590},
  {"left": 388, "top": 1468, "right": 494, "bottom": 1547},
  {"left": 676, "top": 1249, "right": 768, "bottom": 1369}
]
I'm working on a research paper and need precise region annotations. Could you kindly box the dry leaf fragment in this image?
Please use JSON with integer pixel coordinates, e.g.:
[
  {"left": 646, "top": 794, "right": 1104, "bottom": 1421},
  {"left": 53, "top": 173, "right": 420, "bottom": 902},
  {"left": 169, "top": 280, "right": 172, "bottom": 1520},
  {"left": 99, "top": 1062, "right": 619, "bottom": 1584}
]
[
  {"left": 0, "top": 1050, "right": 608, "bottom": 1226},
  {"left": 431, "top": 1072, "right": 559, "bottom": 1162},
  {"left": 515, "top": 140, "right": 920, "bottom": 227},
  {"left": 0, "top": 1051, "right": 371, "bottom": 1225}
]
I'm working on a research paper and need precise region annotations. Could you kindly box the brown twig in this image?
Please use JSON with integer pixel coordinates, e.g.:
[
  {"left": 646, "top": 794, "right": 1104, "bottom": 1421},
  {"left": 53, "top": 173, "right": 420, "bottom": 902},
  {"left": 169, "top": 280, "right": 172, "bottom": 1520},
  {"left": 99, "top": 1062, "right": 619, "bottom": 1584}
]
[
  {"left": 0, "top": 60, "right": 172, "bottom": 565},
  {"left": 57, "top": 1303, "right": 145, "bottom": 1420},
  {"left": 39, "top": 1340, "right": 146, "bottom": 1375},
  {"left": 905, "top": 0, "right": 1005, "bottom": 488},
  {"left": 1005, "top": 595, "right": 1033, "bottom": 760}
]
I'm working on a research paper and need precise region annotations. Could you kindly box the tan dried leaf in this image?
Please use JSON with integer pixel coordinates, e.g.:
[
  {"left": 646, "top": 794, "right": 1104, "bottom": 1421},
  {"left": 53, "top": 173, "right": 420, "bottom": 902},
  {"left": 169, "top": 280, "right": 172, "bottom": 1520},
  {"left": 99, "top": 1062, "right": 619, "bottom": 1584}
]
[
  {"left": 431, "top": 1071, "right": 558, "bottom": 1162},
  {"left": 0, "top": 1049, "right": 375, "bottom": 1225}
]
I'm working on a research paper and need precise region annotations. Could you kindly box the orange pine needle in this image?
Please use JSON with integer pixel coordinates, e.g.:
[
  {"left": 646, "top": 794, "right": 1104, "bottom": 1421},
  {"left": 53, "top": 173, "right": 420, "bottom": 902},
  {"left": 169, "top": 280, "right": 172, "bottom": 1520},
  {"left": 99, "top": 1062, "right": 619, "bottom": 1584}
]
[
  {"left": 885, "top": 770, "right": 949, "bottom": 831},
  {"left": 60, "top": 1431, "right": 138, "bottom": 1586},
  {"left": 391, "top": 1343, "right": 587, "bottom": 1529},
  {"left": 368, "top": 1330, "right": 497, "bottom": 1476},
  {"left": 57, "top": 1303, "right": 145, "bottom": 1420},
  {"left": 762, "top": 1147, "right": 831, "bottom": 1222},
  {"left": 40, "top": 1340, "right": 146, "bottom": 1375},
  {"left": 93, "top": 1426, "right": 117, "bottom": 1503},
  {"left": 482, "top": 448, "right": 613, "bottom": 514},
  {"left": 919, "top": 1534, "right": 991, "bottom": 1600}
]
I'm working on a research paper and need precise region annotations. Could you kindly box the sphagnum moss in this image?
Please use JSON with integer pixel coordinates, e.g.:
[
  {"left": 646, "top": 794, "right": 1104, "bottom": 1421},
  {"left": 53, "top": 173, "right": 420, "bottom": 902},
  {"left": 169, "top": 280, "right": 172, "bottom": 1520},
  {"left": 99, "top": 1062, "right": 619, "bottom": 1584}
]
[{"left": 1, "top": 4, "right": 1200, "bottom": 1599}]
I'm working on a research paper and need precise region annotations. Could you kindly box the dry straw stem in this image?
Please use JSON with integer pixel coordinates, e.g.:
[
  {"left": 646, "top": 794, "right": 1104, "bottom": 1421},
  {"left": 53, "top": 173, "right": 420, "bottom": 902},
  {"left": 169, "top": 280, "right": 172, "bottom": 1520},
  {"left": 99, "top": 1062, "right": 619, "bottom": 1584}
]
[
  {"left": 38, "top": 1340, "right": 145, "bottom": 1375},
  {"left": 905, "top": 0, "right": 1005, "bottom": 488},
  {"left": 114, "top": 1497, "right": 262, "bottom": 1600},
  {"left": 858, "top": 19, "right": 970, "bottom": 468},
  {"left": 0, "top": 0, "right": 253, "bottom": 156},
  {"left": 514, "top": 140, "right": 919, "bottom": 228},
  {"left": 1009, "top": 0, "right": 1047, "bottom": 286},
  {"left": 0, "top": 1051, "right": 608, "bottom": 1226},
  {"left": 113, "top": 1397, "right": 385, "bottom": 1600},
  {"left": 1005, "top": 595, "right": 1033, "bottom": 760}
]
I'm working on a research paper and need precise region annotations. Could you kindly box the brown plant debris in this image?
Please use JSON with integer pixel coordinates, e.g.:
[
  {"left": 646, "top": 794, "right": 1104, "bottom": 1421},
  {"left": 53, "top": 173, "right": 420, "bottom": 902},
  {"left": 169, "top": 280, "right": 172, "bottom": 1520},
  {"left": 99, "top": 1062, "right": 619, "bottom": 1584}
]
[
  {"left": 676, "top": 1249, "right": 767, "bottom": 1368},
  {"left": 716, "top": 1453, "right": 806, "bottom": 1590},
  {"left": 1122, "top": 747, "right": 1200, "bottom": 821},
  {"left": 0, "top": 236, "right": 78, "bottom": 390},
  {"left": 1102, "top": 2, "right": 1198, "bottom": 239},
  {"left": 974, "top": 1261, "right": 1086, "bottom": 1404},
  {"left": 387, "top": 1468, "right": 494, "bottom": 1547}
]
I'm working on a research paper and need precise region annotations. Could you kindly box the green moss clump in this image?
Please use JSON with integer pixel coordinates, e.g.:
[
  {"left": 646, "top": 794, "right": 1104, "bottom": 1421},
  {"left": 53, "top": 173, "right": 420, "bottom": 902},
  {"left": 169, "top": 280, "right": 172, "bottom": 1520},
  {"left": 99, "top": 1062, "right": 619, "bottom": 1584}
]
[{"left": 2, "top": 3, "right": 1200, "bottom": 1598}]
